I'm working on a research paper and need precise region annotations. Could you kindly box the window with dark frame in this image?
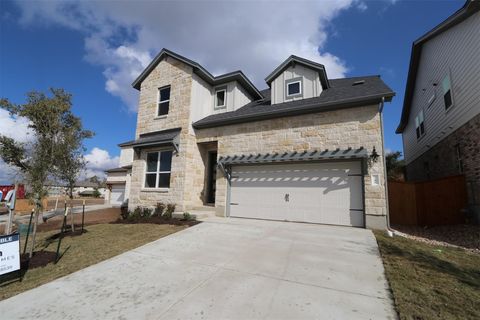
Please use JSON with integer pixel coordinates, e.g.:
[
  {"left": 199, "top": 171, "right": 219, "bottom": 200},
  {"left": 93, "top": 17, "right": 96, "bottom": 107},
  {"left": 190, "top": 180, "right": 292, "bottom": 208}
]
[
  {"left": 215, "top": 89, "right": 226, "bottom": 108},
  {"left": 158, "top": 86, "right": 170, "bottom": 116},
  {"left": 415, "top": 110, "right": 425, "bottom": 139},
  {"left": 144, "top": 150, "right": 172, "bottom": 188},
  {"left": 442, "top": 75, "right": 453, "bottom": 110},
  {"left": 287, "top": 81, "right": 301, "bottom": 96}
]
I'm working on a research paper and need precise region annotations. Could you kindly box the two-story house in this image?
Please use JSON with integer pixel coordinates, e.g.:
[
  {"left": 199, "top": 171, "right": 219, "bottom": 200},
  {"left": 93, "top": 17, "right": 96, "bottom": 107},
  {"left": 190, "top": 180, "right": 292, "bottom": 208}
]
[
  {"left": 106, "top": 48, "right": 395, "bottom": 229},
  {"left": 396, "top": 1, "right": 479, "bottom": 213}
]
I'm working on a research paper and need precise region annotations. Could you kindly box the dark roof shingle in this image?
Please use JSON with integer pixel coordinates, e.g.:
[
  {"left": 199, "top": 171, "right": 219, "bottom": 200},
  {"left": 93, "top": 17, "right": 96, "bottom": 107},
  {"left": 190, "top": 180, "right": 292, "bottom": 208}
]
[
  {"left": 193, "top": 75, "right": 394, "bottom": 129},
  {"left": 118, "top": 128, "right": 181, "bottom": 148}
]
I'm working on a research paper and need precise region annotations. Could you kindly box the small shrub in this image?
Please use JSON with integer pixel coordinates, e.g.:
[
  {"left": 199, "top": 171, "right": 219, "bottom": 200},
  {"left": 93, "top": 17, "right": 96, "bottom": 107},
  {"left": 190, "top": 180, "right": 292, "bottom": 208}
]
[
  {"left": 93, "top": 188, "right": 101, "bottom": 198},
  {"left": 163, "top": 203, "right": 176, "bottom": 220},
  {"left": 141, "top": 207, "right": 153, "bottom": 218},
  {"left": 154, "top": 202, "right": 166, "bottom": 216},
  {"left": 128, "top": 206, "right": 143, "bottom": 221},
  {"left": 120, "top": 206, "right": 129, "bottom": 220},
  {"left": 183, "top": 212, "right": 196, "bottom": 221}
]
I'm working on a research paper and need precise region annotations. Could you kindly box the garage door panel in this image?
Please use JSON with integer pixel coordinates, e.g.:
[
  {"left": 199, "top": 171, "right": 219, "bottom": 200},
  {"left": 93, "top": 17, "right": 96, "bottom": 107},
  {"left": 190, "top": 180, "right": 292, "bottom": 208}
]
[
  {"left": 110, "top": 185, "right": 125, "bottom": 206},
  {"left": 230, "top": 162, "right": 364, "bottom": 227}
]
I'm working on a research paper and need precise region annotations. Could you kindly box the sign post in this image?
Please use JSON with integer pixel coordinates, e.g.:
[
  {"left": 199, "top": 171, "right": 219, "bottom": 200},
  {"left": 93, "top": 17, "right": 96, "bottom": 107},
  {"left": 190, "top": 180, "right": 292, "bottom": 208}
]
[
  {"left": 0, "top": 233, "right": 21, "bottom": 276},
  {"left": 4, "top": 188, "right": 16, "bottom": 235}
]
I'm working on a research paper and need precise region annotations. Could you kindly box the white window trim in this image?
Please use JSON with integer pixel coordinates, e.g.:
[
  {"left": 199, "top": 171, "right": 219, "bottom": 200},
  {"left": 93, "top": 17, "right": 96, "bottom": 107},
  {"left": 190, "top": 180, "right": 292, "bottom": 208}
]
[
  {"left": 427, "top": 92, "right": 436, "bottom": 107},
  {"left": 442, "top": 74, "right": 454, "bottom": 112},
  {"left": 143, "top": 150, "right": 172, "bottom": 190},
  {"left": 215, "top": 88, "right": 227, "bottom": 109},
  {"left": 415, "top": 110, "right": 426, "bottom": 140},
  {"left": 286, "top": 80, "right": 302, "bottom": 97},
  {"left": 157, "top": 86, "right": 170, "bottom": 116}
]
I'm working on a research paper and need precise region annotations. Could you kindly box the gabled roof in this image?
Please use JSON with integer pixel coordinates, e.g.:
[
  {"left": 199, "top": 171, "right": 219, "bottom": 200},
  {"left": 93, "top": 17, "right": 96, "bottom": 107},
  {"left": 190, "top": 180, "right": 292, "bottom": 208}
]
[
  {"left": 264, "top": 55, "right": 330, "bottom": 89},
  {"left": 193, "top": 76, "right": 394, "bottom": 129},
  {"left": 397, "top": 0, "right": 480, "bottom": 133},
  {"left": 132, "top": 48, "right": 263, "bottom": 100}
]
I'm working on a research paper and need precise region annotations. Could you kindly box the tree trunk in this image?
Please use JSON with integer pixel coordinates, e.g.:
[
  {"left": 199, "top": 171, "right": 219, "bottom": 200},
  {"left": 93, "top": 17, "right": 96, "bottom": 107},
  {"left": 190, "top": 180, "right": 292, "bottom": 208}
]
[
  {"left": 28, "top": 203, "right": 40, "bottom": 258},
  {"left": 70, "top": 195, "right": 75, "bottom": 232},
  {"left": 70, "top": 198, "right": 75, "bottom": 232}
]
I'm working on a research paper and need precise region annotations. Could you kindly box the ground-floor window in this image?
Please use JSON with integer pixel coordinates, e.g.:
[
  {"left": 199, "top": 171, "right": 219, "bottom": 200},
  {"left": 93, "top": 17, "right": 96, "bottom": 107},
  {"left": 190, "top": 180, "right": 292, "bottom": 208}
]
[{"left": 145, "top": 150, "right": 172, "bottom": 188}]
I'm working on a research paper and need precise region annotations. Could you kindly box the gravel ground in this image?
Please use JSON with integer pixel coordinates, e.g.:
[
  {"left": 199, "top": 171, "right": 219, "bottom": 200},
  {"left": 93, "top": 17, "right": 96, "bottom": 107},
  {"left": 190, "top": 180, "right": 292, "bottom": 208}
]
[{"left": 393, "top": 224, "right": 480, "bottom": 253}]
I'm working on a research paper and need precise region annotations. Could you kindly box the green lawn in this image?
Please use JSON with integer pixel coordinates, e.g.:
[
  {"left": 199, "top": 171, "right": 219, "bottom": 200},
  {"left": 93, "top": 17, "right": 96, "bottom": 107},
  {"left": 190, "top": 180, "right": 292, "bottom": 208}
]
[
  {"left": 0, "top": 223, "right": 186, "bottom": 301},
  {"left": 374, "top": 231, "right": 480, "bottom": 320}
]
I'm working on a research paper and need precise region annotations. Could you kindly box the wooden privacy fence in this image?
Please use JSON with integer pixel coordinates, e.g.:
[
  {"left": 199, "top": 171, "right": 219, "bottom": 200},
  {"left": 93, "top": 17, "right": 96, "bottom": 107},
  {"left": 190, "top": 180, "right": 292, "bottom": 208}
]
[{"left": 388, "top": 175, "right": 468, "bottom": 226}]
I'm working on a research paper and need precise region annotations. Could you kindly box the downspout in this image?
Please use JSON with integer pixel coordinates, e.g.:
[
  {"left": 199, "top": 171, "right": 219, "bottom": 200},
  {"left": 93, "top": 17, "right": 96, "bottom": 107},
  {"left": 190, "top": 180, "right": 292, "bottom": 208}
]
[{"left": 379, "top": 97, "right": 394, "bottom": 237}]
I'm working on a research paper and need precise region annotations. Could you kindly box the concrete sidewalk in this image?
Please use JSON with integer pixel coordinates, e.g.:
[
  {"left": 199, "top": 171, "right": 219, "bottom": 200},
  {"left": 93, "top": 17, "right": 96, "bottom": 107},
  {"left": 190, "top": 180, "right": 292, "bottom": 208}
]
[{"left": 0, "top": 217, "right": 396, "bottom": 319}]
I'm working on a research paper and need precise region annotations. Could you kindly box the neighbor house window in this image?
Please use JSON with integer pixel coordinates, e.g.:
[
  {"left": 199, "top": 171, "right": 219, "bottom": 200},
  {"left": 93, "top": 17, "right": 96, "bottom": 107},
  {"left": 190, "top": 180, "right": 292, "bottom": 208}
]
[
  {"left": 144, "top": 151, "right": 172, "bottom": 188},
  {"left": 415, "top": 110, "right": 425, "bottom": 139},
  {"left": 286, "top": 79, "right": 302, "bottom": 97},
  {"left": 158, "top": 86, "right": 170, "bottom": 116},
  {"left": 442, "top": 75, "right": 453, "bottom": 110},
  {"left": 215, "top": 88, "right": 226, "bottom": 108}
]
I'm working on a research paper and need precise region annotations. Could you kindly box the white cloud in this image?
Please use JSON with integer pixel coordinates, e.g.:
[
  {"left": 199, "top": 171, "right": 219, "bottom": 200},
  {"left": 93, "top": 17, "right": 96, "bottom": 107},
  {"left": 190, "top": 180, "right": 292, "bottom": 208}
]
[
  {"left": 83, "top": 147, "right": 119, "bottom": 179},
  {"left": 0, "top": 160, "right": 21, "bottom": 185},
  {"left": 0, "top": 109, "right": 34, "bottom": 184},
  {"left": 356, "top": 1, "right": 368, "bottom": 11},
  {"left": 0, "top": 108, "right": 33, "bottom": 143},
  {"left": 12, "top": 0, "right": 368, "bottom": 112}
]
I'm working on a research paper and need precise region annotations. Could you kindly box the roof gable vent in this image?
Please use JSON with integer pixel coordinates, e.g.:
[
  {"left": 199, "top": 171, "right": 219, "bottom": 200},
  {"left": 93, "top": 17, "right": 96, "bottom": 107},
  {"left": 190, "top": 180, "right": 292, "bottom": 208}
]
[{"left": 352, "top": 80, "right": 365, "bottom": 86}]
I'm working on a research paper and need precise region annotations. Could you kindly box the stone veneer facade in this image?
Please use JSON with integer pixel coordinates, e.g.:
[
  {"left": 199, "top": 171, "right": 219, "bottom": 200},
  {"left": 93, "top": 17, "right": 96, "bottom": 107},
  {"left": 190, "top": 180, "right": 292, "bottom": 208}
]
[
  {"left": 129, "top": 56, "right": 389, "bottom": 229},
  {"left": 195, "top": 105, "right": 388, "bottom": 229}
]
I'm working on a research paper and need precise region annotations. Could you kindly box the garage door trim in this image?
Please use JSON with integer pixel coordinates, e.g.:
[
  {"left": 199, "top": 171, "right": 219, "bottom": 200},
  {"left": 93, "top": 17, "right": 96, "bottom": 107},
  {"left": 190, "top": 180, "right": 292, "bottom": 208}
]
[{"left": 225, "top": 159, "right": 366, "bottom": 228}]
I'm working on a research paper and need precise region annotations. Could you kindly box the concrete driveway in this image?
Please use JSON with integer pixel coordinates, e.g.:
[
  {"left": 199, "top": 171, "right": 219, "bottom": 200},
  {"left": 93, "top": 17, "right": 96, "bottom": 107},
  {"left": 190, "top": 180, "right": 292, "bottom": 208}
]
[{"left": 0, "top": 217, "right": 396, "bottom": 319}]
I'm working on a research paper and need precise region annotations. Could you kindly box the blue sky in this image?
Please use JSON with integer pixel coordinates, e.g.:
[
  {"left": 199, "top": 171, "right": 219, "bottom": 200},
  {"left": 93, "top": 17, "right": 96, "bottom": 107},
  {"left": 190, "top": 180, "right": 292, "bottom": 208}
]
[{"left": 0, "top": 0, "right": 464, "bottom": 183}]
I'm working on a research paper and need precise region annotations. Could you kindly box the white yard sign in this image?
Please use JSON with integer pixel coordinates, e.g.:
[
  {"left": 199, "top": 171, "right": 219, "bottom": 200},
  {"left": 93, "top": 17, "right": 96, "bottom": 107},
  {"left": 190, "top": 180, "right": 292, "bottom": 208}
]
[{"left": 0, "top": 233, "right": 20, "bottom": 276}]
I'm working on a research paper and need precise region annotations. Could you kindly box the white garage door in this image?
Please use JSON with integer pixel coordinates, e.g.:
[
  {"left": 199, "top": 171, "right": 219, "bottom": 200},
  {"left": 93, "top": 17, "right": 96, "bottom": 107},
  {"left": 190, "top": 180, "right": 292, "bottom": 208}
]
[
  {"left": 229, "top": 161, "right": 364, "bottom": 227},
  {"left": 110, "top": 185, "right": 125, "bottom": 206}
]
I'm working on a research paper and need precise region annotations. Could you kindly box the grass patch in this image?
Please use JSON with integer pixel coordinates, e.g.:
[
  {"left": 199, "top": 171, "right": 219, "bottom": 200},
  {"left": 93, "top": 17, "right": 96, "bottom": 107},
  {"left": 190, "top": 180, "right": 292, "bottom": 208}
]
[
  {"left": 374, "top": 231, "right": 480, "bottom": 320},
  {"left": 0, "top": 223, "right": 186, "bottom": 301}
]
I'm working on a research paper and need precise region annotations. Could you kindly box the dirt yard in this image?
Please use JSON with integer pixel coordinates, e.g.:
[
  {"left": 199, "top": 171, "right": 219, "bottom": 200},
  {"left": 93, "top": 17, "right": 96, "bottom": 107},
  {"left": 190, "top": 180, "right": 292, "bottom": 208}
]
[
  {"left": 37, "top": 207, "right": 121, "bottom": 232},
  {"left": 0, "top": 222, "right": 188, "bottom": 300}
]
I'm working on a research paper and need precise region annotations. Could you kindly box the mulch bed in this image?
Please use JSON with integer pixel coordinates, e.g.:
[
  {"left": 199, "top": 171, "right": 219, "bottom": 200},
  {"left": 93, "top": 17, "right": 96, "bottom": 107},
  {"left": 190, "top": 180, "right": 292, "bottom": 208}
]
[
  {"left": 35, "top": 207, "right": 121, "bottom": 232},
  {"left": 113, "top": 216, "right": 201, "bottom": 227},
  {"left": 20, "top": 251, "right": 57, "bottom": 270},
  {"left": 393, "top": 224, "right": 480, "bottom": 253}
]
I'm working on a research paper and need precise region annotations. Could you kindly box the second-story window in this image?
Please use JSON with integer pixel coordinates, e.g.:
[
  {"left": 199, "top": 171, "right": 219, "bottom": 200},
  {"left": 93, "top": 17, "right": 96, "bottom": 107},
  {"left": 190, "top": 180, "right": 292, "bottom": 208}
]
[
  {"left": 442, "top": 75, "right": 453, "bottom": 110},
  {"left": 287, "top": 81, "right": 301, "bottom": 96},
  {"left": 158, "top": 86, "right": 170, "bottom": 116},
  {"left": 285, "top": 78, "right": 303, "bottom": 98},
  {"left": 215, "top": 88, "right": 226, "bottom": 108},
  {"left": 415, "top": 110, "right": 425, "bottom": 139}
]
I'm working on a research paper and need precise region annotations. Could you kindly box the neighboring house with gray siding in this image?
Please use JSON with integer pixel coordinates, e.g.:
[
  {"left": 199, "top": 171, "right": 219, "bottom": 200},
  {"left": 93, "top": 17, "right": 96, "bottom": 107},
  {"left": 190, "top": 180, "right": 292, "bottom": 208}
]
[
  {"left": 396, "top": 0, "right": 480, "bottom": 208},
  {"left": 106, "top": 48, "right": 395, "bottom": 229}
]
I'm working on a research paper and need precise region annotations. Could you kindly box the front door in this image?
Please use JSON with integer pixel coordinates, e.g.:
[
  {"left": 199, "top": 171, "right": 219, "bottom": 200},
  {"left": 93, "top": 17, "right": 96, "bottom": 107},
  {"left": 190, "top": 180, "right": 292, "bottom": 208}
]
[{"left": 206, "top": 151, "right": 217, "bottom": 204}]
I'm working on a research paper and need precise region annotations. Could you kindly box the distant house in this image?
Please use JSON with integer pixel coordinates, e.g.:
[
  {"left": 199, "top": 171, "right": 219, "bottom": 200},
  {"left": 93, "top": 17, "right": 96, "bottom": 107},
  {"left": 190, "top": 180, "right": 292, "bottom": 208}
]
[
  {"left": 45, "top": 178, "right": 106, "bottom": 197},
  {"left": 105, "top": 148, "right": 133, "bottom": 206},
  {"left": 397, "top": 1, "right": 479, "bottom": 207}
]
